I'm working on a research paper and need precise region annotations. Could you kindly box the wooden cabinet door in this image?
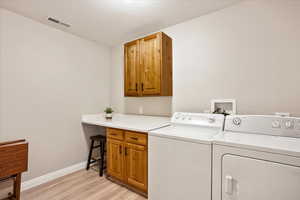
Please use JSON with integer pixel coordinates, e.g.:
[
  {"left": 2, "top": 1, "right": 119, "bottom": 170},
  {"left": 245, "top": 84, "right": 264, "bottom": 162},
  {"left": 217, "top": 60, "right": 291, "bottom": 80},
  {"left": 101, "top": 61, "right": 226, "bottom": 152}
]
[
  {"left": 140, "top": 33, "right": 161, "bottom": 95},
  {"left": 124, "top": 40, "right": 140, "bottom": 96},
  {"left": 107, "top": 139, "right": 124, "bottom": 181},
  {"left": 125, "top": 143, "right": 147, "bottom": 192}
]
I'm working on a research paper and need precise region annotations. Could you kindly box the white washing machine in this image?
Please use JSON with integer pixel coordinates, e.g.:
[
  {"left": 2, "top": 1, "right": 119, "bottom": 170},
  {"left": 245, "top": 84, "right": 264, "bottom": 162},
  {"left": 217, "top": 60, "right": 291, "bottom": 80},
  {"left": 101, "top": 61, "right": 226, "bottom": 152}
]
[
  {"left": 148, "top": 112, "right": 225, "bottom": 200},
  {"left": 212, "top": 115, "right": 300, "bottom": 200}
]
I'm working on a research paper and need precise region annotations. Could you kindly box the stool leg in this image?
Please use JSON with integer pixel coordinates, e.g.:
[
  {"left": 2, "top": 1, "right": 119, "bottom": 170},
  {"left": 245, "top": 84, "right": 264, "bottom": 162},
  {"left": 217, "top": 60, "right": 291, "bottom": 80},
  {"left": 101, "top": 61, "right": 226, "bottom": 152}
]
[
  {"left": 86, "top": 140, "right": 94, "bottom": 170},
  {"left": 99, "top": 140, "right": 105, "bottom": 177}
]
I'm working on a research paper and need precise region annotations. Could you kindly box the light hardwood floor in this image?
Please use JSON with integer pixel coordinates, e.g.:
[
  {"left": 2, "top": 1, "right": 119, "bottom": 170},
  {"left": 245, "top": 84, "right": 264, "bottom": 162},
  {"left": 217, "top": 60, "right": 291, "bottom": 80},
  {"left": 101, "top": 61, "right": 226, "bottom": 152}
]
[{"left": 21, "top": 170, "right": 146, "bottom": 200}]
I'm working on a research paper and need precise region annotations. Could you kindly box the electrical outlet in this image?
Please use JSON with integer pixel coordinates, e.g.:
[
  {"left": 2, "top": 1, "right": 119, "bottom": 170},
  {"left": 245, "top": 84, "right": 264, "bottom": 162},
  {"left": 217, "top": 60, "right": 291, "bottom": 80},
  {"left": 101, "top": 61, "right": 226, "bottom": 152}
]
[{"left": 139, "top": 106, "right": 144, "bottom": 115}]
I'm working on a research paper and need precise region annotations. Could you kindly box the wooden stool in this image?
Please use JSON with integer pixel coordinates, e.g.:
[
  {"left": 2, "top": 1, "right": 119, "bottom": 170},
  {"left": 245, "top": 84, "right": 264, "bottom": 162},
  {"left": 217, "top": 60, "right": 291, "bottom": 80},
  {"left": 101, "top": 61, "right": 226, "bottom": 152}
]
[{"left": 86, "top": 135, "right": 106, "bottom": 176}]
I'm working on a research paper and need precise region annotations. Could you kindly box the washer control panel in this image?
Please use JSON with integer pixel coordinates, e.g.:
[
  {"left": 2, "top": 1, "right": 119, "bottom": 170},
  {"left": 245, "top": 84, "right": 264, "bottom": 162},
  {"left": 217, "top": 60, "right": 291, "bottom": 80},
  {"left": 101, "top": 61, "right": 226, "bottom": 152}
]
[
  {"left": 225, "top": 115, "right": 300, "bottom": 138},
  {"left": 172, "top": 112, "right": 224, "bottom": 128}
]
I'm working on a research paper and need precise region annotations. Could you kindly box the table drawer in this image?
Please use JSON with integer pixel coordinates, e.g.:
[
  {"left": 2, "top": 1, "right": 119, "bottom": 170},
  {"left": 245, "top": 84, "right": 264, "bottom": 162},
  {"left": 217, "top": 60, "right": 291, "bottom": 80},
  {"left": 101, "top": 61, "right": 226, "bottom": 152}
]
[
  {"left": 107, "top": 128, "right": 124, "bottom": 140},
  {"left": 125, "top": 131, "right": 147, "bottom": 146},
  {"left": 0, "top": 143, "right": 28, "bottom": 177}
]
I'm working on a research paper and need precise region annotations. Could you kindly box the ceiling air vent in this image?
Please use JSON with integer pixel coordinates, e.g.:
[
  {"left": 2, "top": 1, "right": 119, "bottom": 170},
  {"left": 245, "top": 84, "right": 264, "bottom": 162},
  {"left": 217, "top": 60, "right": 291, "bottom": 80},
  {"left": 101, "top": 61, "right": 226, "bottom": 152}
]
[{"left": 48, "top": 17, "right": 71, "bottom": 28}]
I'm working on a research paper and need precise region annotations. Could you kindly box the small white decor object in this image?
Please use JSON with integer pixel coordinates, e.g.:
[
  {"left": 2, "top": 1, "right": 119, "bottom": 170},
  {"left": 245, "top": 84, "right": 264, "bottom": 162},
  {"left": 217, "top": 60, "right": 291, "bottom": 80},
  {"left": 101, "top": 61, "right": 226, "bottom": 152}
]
[
  {"left": 104, "top": 107, "right": 113, "bottom": 120},
  {"left": 211, "top": 99, "right": 236, "bottom": 115}
]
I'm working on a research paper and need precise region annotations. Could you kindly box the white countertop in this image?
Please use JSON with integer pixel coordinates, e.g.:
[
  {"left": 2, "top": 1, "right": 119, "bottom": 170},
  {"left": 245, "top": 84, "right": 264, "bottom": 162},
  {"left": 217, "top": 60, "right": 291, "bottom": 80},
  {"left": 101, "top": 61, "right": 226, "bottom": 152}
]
[{"left": 81, "top": 113, "right": 170, "bottom": 133}]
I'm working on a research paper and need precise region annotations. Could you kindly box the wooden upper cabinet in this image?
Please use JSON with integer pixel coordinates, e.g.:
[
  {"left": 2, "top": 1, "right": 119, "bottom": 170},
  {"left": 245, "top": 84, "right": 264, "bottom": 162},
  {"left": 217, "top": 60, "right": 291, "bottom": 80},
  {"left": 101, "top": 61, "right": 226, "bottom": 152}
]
[
  {"left": 124, "top": 32, "right": 172, "bottom": 97},
  {"left": 140, "top": 33, "right": 161, "bottom": 95},
  {"left": 124, "top": 40, "right": 140, "bottom": 96}
]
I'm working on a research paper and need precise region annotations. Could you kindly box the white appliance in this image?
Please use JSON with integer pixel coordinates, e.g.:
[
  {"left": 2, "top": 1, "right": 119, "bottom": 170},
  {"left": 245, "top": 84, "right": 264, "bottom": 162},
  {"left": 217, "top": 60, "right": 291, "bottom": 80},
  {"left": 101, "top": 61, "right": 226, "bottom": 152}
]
[
  {"left": 148, "top": 112, "right": 225, "bottom": 200},
  {"left": 213, "top": 115, "right": 300, "bottom": 200}
]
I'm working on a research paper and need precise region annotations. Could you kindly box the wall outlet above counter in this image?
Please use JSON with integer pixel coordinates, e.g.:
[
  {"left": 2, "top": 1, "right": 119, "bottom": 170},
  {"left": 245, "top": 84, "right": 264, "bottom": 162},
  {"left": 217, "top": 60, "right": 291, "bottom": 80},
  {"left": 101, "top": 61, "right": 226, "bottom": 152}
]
[{"left": 139, "top": 106, "right": 144, "bottom": 115}]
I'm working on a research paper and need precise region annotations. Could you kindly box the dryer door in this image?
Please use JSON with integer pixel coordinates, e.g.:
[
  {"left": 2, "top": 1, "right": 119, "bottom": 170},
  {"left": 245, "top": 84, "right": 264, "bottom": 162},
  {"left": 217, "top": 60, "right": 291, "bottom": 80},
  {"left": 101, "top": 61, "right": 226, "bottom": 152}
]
[{"left": 222, "top": 154, "right": 300, "bottom": 200}]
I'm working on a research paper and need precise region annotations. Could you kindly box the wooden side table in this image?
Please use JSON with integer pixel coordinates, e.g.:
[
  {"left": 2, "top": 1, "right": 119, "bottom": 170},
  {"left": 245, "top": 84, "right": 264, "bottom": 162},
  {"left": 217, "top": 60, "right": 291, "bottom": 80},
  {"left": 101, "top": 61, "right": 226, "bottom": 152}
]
[{"left": 0, "top": 140, "right": 28, "bottom": 200}]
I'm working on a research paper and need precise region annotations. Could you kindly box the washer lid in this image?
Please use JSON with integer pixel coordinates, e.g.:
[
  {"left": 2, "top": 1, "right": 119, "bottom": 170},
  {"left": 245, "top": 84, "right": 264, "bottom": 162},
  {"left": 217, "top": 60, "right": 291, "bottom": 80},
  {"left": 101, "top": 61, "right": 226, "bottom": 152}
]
[
  {"left": 149, "top": 124, "right": 222, "bottom": 144},
  {"left": 214, "top": 131, "right": 300, "bottom": 157}
]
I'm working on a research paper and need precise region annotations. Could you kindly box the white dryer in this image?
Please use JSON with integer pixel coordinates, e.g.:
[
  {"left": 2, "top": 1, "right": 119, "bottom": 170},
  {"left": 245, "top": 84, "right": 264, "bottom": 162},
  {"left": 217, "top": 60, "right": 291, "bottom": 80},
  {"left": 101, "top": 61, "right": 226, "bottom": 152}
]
[
  {"left": 148, "top": 112, "right": 224, "bottom": 200},
  {"left": 213, "top": 115, "right": 300, "bottom": 200}
]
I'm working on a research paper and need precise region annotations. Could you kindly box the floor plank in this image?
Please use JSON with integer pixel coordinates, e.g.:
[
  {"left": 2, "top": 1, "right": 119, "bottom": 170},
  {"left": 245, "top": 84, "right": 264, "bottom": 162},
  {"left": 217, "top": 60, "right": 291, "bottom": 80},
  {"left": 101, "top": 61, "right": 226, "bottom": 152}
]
[{"left": 21, "top": 170, "right": 146, "bottom": 200}]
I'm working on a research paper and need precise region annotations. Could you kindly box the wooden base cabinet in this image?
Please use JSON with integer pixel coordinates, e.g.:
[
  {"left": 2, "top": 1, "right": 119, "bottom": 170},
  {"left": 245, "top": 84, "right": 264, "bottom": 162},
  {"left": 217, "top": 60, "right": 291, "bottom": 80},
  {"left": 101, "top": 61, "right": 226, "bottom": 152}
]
[
  {"left": 107, "top": 128, "right": 148, "bottom": 194},
  {"left": 125, "top": 143, "right": 147, "bottom": 192},
  {"left": 107, "top": 139, "right": 124, "bottom": 181}
]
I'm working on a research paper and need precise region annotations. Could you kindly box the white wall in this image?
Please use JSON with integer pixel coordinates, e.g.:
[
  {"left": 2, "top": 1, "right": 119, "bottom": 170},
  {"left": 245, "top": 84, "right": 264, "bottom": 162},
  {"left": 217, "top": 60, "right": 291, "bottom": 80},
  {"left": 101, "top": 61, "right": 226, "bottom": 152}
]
[
  {"left": 111, "top": 0, "right": 300, "bottom": 116},
  {"left": 0, "top": 9, "right": 111, "bottom": 180}
]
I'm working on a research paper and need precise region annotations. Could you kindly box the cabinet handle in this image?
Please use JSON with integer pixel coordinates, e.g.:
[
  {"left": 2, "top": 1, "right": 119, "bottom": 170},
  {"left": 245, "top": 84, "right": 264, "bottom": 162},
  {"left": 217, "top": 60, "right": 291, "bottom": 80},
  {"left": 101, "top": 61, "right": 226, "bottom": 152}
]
[
  {"left": 130, "top": 137, "right": 138, "bottom": 141},
  {"left": 225, "top": 175, "right": 233, "bottom": 195},
  {"left": 141, "top": 83, "right": 144, "bottom": 91},
  {"left": 110, "top": 133, "right": 117, "bottom": 136},
  {"left": 136, "top": 83, "right": 138, "bottom": 91},
  {"left": 125, "top": 147, "right": 128, "bottom": 156},
  {"left": 119, "top": 145, "right": 122, "bottom": 154}
]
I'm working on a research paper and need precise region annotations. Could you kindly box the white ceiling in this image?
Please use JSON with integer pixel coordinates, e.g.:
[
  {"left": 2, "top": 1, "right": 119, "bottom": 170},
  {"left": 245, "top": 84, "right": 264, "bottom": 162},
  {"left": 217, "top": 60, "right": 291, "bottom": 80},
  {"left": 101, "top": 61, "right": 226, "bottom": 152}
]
[{"left": 0, "top": 0, "right": 241, "bottom": 46}]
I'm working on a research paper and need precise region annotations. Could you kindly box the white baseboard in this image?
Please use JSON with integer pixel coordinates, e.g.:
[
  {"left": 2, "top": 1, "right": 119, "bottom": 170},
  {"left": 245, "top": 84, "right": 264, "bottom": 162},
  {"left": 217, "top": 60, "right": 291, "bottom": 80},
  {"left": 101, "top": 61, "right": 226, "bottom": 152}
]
[{"left": 21, "top": 161, "right": 87, "bottom": 191}]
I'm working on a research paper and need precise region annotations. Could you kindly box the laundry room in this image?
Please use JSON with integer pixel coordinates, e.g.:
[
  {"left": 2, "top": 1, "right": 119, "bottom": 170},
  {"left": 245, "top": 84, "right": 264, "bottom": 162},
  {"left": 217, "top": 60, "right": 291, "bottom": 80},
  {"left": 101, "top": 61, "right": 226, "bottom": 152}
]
[{"left": 0, "top": 0, "right": 299, "bottom": 200}]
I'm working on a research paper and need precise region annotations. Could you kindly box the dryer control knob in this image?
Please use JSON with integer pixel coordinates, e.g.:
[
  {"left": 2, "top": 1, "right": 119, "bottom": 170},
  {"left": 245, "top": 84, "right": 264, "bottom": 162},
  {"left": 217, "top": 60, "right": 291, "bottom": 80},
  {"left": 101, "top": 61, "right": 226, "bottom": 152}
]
[
  {"left": 233, "top": 118, "right": 242, "bottom": 126},
  {"left": 296, "top": 121, "right": 300, "bottom": 130},
  {"left": 272, "top": 120, "right": 281, "bottom": 128},
  {"left": 284, "top": 120, "right": 294, "bottom": 129}
]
